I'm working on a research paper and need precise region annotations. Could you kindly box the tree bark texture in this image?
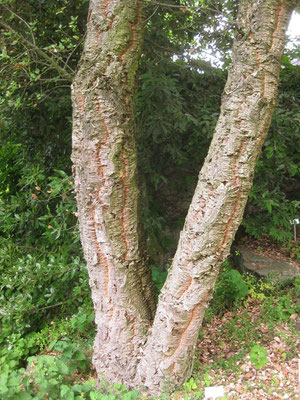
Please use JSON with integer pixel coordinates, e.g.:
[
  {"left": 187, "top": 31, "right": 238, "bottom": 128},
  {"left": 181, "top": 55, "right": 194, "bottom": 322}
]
[
  {"left": 71, "top": 0, "right": 156, "bottom": 385},
  {"left": 72, "top": 0, "right": 295, "bottom": 395},
  {"left": 137, "top": 0, "right": 295, "bottom": 393}
]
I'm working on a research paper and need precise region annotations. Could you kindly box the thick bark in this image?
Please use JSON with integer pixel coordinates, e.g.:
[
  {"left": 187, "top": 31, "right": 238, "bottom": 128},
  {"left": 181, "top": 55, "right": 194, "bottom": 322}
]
[
  {"left": 72, "top": 0, "right": 295, "bottom": 395},
  {"left": 137, "top": 0, "right": 295, "bottom": 393},
  {"left": 71, "top": 0, "right": 156, "bottom": 384}
]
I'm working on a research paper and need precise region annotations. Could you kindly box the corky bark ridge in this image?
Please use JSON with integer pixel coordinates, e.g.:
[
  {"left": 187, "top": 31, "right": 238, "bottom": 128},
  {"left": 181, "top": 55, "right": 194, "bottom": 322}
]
[{"left": 72, "top": 0, "right": 156, "bottom": 385}]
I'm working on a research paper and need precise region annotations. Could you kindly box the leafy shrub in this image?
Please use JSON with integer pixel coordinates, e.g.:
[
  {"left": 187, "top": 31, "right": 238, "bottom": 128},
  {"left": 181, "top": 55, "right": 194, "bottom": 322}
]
[
  {"left": 0, "top": 251, "right": 90, "bottom": 334},
  {"left": 242, "top": 62, "right": 300, "bottom": 243},
  {"left": 0, "top": 159, "right": 79, "bottom": 251},
  {"left": 212, "top": 269, "right": 248, "bottom": 312},
  {"left": 243, "top": 274, "right": 276, "bottom": 301},
  {"left": 0, "top": 339, "right": 140, "bottom": 400},
  {"left": 243, "top": 187, "right": 299, "bottom": 242},
  {"left": 0, "top": 340, "right": 92, "bottom": 400},
  {"left": 262, "top": 294, "right": 300, "bottom": 322},
  {"left": 0, "top": 240, "right": 93, "bottom": 370}
]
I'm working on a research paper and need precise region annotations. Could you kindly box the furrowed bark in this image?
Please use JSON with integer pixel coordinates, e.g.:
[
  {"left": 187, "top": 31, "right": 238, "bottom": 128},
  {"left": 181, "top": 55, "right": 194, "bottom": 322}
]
[
  {"left": 137, "top": 0, "right": 295, "bottom": 393},
  {"left": 71, "top": 0, "right": 156, "bottom": 385}
]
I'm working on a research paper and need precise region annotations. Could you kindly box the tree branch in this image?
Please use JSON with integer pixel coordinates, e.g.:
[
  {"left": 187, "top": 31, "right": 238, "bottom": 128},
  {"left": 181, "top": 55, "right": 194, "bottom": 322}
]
[
  {"left": 0, "top": 19, "right": 73, "bottom": 82},
  {"left": 144, "top": 0, "right": 223, "bottom": 15},
  {"left": 3, "top": 4, "right": 37, "bottom": 46}
]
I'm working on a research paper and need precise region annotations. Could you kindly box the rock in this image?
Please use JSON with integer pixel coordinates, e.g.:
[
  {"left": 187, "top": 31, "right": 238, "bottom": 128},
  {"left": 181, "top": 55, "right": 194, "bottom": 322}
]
[{"left": 232, "top": 245, "right": 299, "bottom": 282}]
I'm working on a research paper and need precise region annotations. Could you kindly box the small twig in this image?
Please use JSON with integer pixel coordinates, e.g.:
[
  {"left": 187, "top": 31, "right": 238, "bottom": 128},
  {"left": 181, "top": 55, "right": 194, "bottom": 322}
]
[
  {"left": 144, "top": 5, "right": 159, "bottom": 24},
  {"left": 3, "top": 5, "right": 36, "bottom": 46},
  {"left": 63, "top": 33, "right": 86, "bottom": 70},
  {"left": 36, "top": 85, "right": 71, "bottom": 103},
  {"left": 144, "top": 0, "right": 222, "bottom": 15},
  {"left": 37, "top": 301, "right": 67, "bottom": 311},
  {"left": 145, "top": 38, "right": 179, "bottom": 54},
  {"left": 17, "top": 245, "right": 56, "bottom": 254},
  {"left": 1, "top": 299, "right": 80, "bottom": 316}
]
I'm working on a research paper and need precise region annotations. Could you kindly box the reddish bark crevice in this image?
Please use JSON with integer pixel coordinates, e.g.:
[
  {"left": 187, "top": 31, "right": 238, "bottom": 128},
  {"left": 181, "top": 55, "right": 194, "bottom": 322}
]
[
  {"left": 169, "top": 289, "right": 211, "bottom": 374},
  {"left": 217, "top": 191, "right": 242, "bottom": 256},
  {"left": 169, "top": 302, "right": 202, "bottom": 371},
  {"left": 77, "top": 91, "right": 85, "bottom": 113},
  {"left": 101, "top": 0, "right": 111, "bottom": 23},
  {"left": 177, "top": 275, "right": 193, "bottom": 300},
  {"left": 270, "top": 1, "right": 285, "bottom": 51},
  {"left": 120, "top": 149, "right": 130, "bottom": 262},
  {"left": 95, "top": 99, "right": 110, "bottom": 182},
  {"left": 102, "top": 0, "right": 116, "bottom": 30},
  {"left": 96, "top": 99, "right": 110, "bottom": 141}
]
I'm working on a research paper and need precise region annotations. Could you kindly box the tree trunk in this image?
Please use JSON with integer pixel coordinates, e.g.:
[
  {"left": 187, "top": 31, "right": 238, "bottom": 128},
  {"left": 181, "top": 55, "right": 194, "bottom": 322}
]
[
  {"left": 71, "top": 0, "right": 156, "bottom": 384},
  {"left": 137, "top": 0, "right": 295, "bottom": 393},
  {"left": 72, "top": 0, "right": 295, "bottom": 395}
]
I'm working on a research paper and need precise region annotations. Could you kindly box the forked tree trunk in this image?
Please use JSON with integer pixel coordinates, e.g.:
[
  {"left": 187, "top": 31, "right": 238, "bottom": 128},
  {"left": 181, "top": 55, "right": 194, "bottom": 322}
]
[{"left": 72, "top": 0, "right": 295, "bottom": 395}]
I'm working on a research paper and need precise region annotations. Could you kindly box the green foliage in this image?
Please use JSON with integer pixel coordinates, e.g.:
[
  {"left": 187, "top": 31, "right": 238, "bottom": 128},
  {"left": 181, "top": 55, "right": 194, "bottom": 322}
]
[
  {"left": 136, "top": 58, "right": 225, "bottom": 247},
  {"left": 0, "top": 242, "right": 93, "bottom": 364},
  {"left": 136, "top": 59, "right": 224, "bottom": 188},
  {"left": 243, "top": 187, "right": 299, "bottom": 242},
  {"left": 0, "top": 343, "right": 140, "bottom": 399},
  {"left": 151, "top": 265, "right": 168, "bottom": 293},
  {"left": 136, "top": 59, "right": 224, "bottom": 182},
  {"left": 243, "top": 275, "right": 300, "bottom": 322},
  {"left": 249, "top": 344, "right": 268, "bottom": 369},
  {"left": 0, "top": 161, "right": 79, "bottom": 250},
  {"left": 243, "top": 274, "right": 276, "bottom": 301},
  {"left": 288, "top": 241, "right": 300, "bottom": 262},
  {"left": 183, "top": 377, "right": 198, "bottom": 392},
  {"left": 0, "top": 340, "right": 94, "bottom": 400},
  {"left": 242, "top": 62, "right": 300, "bottom": 243},
  {"left": 0, "top": 0, "right": 87, "bottom": 175},
  {"left": 212, "top": 269, "right": 248, "bottom": 311},
  {"left": 262, "top": 293, "right": 300, "bottom": 322}
]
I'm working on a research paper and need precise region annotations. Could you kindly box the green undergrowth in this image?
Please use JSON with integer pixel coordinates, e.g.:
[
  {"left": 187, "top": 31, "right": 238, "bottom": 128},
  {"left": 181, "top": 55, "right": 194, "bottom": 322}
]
[
  {"left": 185, "top": 270, "right": 300, "bottom": 399},
  {"left": 1, "top": 242, "right": 299, "bottom": 399}
]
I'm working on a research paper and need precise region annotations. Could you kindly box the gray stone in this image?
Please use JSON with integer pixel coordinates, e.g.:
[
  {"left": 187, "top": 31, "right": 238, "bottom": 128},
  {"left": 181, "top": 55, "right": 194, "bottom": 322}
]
[{"left": 232, "top": 245, "right": 299, "bottom": 282}]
